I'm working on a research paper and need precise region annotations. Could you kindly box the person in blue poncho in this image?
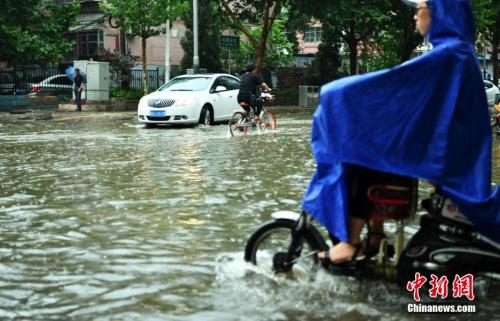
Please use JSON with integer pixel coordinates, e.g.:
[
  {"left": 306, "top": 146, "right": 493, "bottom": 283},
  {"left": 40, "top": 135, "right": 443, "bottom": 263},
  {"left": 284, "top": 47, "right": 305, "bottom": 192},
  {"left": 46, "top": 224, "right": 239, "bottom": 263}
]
[{"left": 302, "top": 0, "right": 500, "bottom": 264}]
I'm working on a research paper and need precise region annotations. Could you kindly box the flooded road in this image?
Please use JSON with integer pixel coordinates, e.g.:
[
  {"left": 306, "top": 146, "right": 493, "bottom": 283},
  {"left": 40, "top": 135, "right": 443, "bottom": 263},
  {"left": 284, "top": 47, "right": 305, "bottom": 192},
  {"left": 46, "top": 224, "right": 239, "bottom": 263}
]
[{"left": 0, "top": 112, "right": 499, "bottom": 321}]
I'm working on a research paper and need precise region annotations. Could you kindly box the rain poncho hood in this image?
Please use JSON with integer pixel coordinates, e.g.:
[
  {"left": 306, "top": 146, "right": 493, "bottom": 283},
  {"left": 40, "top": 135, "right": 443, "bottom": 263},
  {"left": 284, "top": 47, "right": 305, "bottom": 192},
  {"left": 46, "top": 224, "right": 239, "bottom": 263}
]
[{"left": 302, "top": 0, "right": 500, "bottom": 242}]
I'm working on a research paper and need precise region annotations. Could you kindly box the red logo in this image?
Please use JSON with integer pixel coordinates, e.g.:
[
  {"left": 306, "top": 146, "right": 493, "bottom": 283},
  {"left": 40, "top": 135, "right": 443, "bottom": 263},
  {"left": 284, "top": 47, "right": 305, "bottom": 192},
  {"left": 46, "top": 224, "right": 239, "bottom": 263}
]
[
  {"left": 429, "top": 274, "right": 449, "bottom": 299},
  {"left": 406, "top": 273, "right": 475, "bottom": 301},
  {"left": 452, "top": 274, "right": 475, "bottom": 301},
  {"left": 406, "top": 272, "right": 427, "bottom": 301}
]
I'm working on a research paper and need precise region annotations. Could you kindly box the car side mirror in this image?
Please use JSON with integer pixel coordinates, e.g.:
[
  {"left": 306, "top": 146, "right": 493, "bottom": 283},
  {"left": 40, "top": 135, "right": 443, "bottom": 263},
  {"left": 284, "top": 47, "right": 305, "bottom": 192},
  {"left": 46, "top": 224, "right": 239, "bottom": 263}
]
[{"left": 215, "top": 86, "right": 227, "bottom": 92}]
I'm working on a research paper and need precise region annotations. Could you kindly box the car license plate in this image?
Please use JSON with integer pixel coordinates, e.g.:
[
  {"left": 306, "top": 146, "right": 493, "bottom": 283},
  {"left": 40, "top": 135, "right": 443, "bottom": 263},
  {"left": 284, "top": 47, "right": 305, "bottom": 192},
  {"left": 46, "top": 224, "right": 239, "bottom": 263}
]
[{"left": 149, "top": 110, "right": 166, "bottom": 117}]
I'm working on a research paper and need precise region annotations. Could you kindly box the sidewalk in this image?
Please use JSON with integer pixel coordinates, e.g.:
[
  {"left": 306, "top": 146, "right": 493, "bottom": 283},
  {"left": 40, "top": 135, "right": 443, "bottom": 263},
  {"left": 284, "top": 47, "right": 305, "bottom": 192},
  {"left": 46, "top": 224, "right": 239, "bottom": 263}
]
[{"left": 0, "top": 105, "right": 315, "bottom": 122}]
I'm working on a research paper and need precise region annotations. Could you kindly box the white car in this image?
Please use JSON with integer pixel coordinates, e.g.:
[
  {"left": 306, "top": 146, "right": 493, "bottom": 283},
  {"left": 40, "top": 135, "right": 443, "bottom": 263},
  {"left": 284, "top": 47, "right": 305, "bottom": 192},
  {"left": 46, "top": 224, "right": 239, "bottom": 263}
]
[
  {"left": 29, "top": 74, "right": 74, "bottom": 96},
  {"left": 137, "top": 74, "right": 244, "bottom": 126},
  {"left": 484, "top": 80, "right": 500, "bottom": 107}
]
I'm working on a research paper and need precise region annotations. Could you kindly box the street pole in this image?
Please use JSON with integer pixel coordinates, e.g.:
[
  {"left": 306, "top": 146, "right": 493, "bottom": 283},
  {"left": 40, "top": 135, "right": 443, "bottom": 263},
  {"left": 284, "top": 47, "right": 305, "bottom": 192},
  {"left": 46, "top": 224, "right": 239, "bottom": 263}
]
[
  {"left": 193, "top": 0, "right": 199, "bottom": 74},
  {"left": 165, "top": 18, "right": 170, "bottom": 83},
  {"left": 228, "top": 49, "right": 231, "bottom": 74}
]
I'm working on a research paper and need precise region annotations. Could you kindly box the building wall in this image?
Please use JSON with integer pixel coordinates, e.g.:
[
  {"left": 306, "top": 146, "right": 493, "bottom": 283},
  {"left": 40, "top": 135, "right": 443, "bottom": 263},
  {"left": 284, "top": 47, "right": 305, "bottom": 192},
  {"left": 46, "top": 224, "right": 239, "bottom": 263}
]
[
  {"left": 72, "top": 10, "right": 187, "bottom": 68},
  {"left": 125, "top": 20, "right": 187, "bottom": 67}
]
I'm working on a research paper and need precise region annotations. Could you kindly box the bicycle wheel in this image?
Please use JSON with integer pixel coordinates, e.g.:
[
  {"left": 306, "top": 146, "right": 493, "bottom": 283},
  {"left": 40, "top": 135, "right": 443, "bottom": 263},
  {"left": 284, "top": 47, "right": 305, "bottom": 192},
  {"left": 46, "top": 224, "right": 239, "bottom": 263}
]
[
  {"left": 244, "top": 219, "right": 324, "bottom": 280},
  {"left": 228, "top": 112, "right": 248, "bottom": 137},
  {"left": 259, "top": 110, "right": 277, "bottom": 132}
]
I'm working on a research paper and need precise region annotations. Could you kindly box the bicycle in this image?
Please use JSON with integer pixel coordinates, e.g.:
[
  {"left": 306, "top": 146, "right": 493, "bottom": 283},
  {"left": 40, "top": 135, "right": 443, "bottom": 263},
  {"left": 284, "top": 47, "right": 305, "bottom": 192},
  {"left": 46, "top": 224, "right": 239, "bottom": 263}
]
[{"left": 228, "top": 92, "right": 277, "bottom": 137}]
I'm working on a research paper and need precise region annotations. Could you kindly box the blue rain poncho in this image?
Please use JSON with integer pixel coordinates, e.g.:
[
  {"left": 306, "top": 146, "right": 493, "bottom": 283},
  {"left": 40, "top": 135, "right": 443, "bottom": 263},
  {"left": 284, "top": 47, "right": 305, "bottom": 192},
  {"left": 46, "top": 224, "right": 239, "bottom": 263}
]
[{"left": 302, "top": 0, "right": 500, "bottom": 243}]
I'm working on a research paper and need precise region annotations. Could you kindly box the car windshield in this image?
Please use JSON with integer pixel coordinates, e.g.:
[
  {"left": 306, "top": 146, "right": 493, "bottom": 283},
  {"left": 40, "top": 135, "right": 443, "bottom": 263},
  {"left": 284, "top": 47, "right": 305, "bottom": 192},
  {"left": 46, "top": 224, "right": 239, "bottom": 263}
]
[{"left": 158, "top": 77, "right": 211, "bottom": 92}]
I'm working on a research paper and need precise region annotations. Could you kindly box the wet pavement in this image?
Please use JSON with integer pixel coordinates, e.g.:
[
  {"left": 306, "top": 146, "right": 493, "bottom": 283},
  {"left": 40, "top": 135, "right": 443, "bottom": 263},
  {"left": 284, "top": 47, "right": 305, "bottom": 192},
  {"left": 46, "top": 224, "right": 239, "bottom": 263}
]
[{"left": 0, "top": 111, "right": 499, "bottom": 321}]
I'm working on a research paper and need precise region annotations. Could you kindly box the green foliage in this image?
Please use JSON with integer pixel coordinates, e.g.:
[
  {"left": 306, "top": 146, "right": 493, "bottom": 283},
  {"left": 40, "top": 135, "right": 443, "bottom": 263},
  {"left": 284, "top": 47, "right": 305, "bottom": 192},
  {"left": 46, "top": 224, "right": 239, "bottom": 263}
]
[
  {"left": 220, "top": 0, "right": 289, "bottom": 71},
  {"left": 289, "top": 0, "right": 425, "bottom": 76},
  {"left": 180, "top": 1, "right": 225, "bottom": 73},
  {"left": 100, "top": 0, "right": 189, "bottom": 39},
  {"left": 233, "top": 20, "right": 295, "bottom": 71},
  {"left": 101, "top": 0, "right": 189, "bottom": 94},
  {"left": 95, "top": 49, "right": 138, "bottom": 89},
  {"left": 304, "top": 24, "right": 343, "bottom": 86},
  {"left": 0, "top": 0, "right": 79, "bottom": 64},
  {"left": 110, "top": 87, "right": 144, "bottom": 100},
  {"left": 471, "top": 0, "right": 499, "bottom": 83}
]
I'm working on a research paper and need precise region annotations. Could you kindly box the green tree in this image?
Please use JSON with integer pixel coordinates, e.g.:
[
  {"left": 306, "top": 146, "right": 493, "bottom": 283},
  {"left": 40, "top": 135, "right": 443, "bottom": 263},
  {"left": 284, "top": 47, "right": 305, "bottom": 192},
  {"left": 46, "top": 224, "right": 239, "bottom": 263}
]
[
  {"left": 233, "top": 20, "right": 295, "bottom": 72},
  {"left": 292, "top": 0, "right": 393, "bottom": 75},
  {"left": 180, "top": 0, "right": 225, "bottom": 73},
  {"left": 304, "top": 24, "right": 343, "bottom": 86},
  {"left": 101, "top": 0, "right": 189, "bottom": 94},
  {"left": 95, "top": 48, "right": 138, "bottom": 89},
  {"left": 472, "top": 0, "right": 500, "bottom": 84},
  {"left": 363, "top": 0, "right": 421, "bottom": 70},
  {"left": 0, "top": 0, "right": 79, "bottom": 64},
  {"left": 219, "top": 0, "right": 288, "bottom": 72}
]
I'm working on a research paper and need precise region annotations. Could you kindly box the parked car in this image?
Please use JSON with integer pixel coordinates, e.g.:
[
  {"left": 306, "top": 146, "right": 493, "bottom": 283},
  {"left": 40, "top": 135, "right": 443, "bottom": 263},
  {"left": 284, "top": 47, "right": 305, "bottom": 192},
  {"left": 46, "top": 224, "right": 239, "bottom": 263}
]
[
  {"left": 29, "top": 74, "right": 73, "bottom": 96},
  {"left": 137, "top": 74, "right": 244, "bottom": 126},
  {"left": 484, "top": 80, "right": 500, "bottom": 107}
]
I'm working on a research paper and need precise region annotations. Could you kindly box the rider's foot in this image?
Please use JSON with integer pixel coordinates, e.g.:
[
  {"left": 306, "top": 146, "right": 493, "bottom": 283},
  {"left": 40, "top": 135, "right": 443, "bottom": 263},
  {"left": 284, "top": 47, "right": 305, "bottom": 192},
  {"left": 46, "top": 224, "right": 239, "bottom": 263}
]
[{"left": 318, "top": 242, "right": 361, "bottom": 264}]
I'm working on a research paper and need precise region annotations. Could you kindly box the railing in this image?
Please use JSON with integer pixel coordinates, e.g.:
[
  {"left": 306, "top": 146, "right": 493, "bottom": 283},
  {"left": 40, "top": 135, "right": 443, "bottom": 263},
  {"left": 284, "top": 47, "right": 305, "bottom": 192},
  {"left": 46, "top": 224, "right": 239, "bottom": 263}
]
[
  {"left": 0, "top": 65, "right": 72, "bottom": 96},
  {"left": 110, "top": 68, "right": 164, "bottom": 91},
  {"left": 0, "top": 65, "right": 166, "bottom": 96}
]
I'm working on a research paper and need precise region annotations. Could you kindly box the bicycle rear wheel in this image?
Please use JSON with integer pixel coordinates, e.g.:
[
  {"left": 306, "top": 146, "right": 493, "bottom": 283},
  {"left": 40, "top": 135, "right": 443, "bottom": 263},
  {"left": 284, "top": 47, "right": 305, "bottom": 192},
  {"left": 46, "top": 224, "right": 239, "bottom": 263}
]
[
  {"left": 244, "top": 219, "right": 324, "bottom": 280},
  {"left": 259, "top": 111, "right": 277, "bottom": 132},
  {"left": 229, "top": 112, "right": 248, "bottom": 137}
]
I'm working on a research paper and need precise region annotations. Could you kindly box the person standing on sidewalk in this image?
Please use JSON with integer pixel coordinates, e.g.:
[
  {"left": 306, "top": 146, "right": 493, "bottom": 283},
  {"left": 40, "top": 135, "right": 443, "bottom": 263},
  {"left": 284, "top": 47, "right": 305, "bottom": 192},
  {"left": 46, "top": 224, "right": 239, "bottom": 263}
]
[{"left": 73, "top": 68, "right": 85, "bottom": 112}]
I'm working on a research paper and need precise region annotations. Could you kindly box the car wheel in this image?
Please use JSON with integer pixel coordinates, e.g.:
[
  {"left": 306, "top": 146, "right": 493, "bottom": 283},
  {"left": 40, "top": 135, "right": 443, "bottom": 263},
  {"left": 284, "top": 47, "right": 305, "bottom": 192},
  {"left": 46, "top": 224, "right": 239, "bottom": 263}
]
[{"left": 199, "top": 105, "right": 213, "bottom": 126}]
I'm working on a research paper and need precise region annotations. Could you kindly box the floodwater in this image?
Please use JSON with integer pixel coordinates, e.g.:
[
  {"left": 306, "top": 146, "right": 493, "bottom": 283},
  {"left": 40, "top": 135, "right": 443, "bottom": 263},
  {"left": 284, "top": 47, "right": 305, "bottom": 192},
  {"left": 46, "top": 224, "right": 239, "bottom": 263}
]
[{"left": 0, "top": 112, "right": 498, "bottom": 321}]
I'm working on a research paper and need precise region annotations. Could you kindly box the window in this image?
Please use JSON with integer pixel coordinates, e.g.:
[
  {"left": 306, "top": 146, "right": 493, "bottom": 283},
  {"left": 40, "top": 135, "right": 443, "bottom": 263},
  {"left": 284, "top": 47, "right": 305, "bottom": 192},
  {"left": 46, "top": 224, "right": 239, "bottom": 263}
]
[
  {"left": 211, "top": 77, "right": 225, "bottom": 91},
  {"left": 484, "top": 81, "right": 493, "bottom": 89},
  {"left": 159, "top": 76, "right": 212, "bottom": 91},
  {"left": 223, "top": 76, "right": 240, "bottom": 90},
  {"left": 76, "top": 30, "right": 104, "bottom": 59},
  {"left": 303, "top": 27, "right": 322, "bottom": 43}
]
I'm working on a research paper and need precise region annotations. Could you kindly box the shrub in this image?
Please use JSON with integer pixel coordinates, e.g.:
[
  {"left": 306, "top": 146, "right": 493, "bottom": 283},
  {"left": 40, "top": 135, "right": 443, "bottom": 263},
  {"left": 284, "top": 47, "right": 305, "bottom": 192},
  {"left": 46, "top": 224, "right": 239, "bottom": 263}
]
[{"left": 110, "top": 88, "right": 143, "bottom": 100}]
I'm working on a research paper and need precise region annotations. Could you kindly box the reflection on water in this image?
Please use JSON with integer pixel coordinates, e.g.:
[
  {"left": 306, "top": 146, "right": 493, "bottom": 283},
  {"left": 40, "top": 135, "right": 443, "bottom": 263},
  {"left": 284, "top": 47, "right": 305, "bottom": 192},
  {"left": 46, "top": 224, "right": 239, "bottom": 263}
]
[{"left": 0, "top": 113, "right": 498, "bottom": 321}]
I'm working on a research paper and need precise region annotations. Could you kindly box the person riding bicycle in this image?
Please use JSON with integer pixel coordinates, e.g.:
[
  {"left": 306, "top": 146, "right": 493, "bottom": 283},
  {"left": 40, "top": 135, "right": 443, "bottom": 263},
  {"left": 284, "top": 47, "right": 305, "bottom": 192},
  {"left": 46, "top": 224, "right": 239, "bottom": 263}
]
[
  {"left": 302, "top": 0, "right": 499, "bottom": 265},
  {"left": 237, "top": 63, "right": 271, "bottom": 121}
]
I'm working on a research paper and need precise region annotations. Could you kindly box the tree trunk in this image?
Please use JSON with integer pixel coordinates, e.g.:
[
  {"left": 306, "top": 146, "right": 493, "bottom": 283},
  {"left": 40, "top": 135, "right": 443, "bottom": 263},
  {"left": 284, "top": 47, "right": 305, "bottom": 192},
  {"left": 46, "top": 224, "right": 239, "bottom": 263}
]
[
  {"left": 141, "top": 36, "right": 148, "bottom": 95},
  {"left": 348, "top": 40, "right": 358, "bottom": 75},
  {"left": 347, "top": 23, "right": 358, "bottom": 75},
  {"left": 256, "top": 42, "right": 266, "bottom": 73}
]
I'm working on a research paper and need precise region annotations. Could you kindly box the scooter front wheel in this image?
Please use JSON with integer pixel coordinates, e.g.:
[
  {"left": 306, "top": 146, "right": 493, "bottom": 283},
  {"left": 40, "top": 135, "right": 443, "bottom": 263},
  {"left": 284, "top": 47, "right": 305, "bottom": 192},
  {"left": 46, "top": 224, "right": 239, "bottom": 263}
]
[{"left": 244, "top": 219, "right": 324, "bottom": 280}]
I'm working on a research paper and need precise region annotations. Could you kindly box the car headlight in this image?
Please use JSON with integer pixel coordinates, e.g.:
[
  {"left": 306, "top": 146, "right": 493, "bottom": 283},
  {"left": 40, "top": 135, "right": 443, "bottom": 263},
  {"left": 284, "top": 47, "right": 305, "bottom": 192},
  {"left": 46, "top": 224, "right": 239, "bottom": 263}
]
[{"left": 175, "top": 97, "right": 195, "bottom": 107}]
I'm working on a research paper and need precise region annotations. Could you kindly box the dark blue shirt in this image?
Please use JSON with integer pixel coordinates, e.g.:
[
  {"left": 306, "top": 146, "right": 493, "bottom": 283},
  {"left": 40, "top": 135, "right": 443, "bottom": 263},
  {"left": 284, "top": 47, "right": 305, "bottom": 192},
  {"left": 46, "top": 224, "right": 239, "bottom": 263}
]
[{"left": 74, "top": 74, "right": 85, "bottom": 88}]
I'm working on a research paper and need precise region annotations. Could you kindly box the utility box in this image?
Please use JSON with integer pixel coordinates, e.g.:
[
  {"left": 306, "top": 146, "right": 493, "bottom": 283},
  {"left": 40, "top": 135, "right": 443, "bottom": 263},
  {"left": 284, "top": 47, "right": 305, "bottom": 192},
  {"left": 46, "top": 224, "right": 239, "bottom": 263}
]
[
  {"left": 299, "top": 86, "right": 319, "bottom": 108},
  {"left": 73, "top": 60, "right": 110, "bottom": 102}
]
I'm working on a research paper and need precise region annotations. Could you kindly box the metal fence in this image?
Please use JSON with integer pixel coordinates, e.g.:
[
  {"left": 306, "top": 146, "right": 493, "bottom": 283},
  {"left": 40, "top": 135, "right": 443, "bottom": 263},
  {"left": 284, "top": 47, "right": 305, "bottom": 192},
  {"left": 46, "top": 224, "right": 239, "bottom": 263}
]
[
  {"left": 0, "top": 65, "right": 72, "bottom": 96},
  {"left": 1, "top": 65, "right": 166, "bottom": 96},
  {"left": 110, "top": 68, "right": 164, "bottom": 91}
]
